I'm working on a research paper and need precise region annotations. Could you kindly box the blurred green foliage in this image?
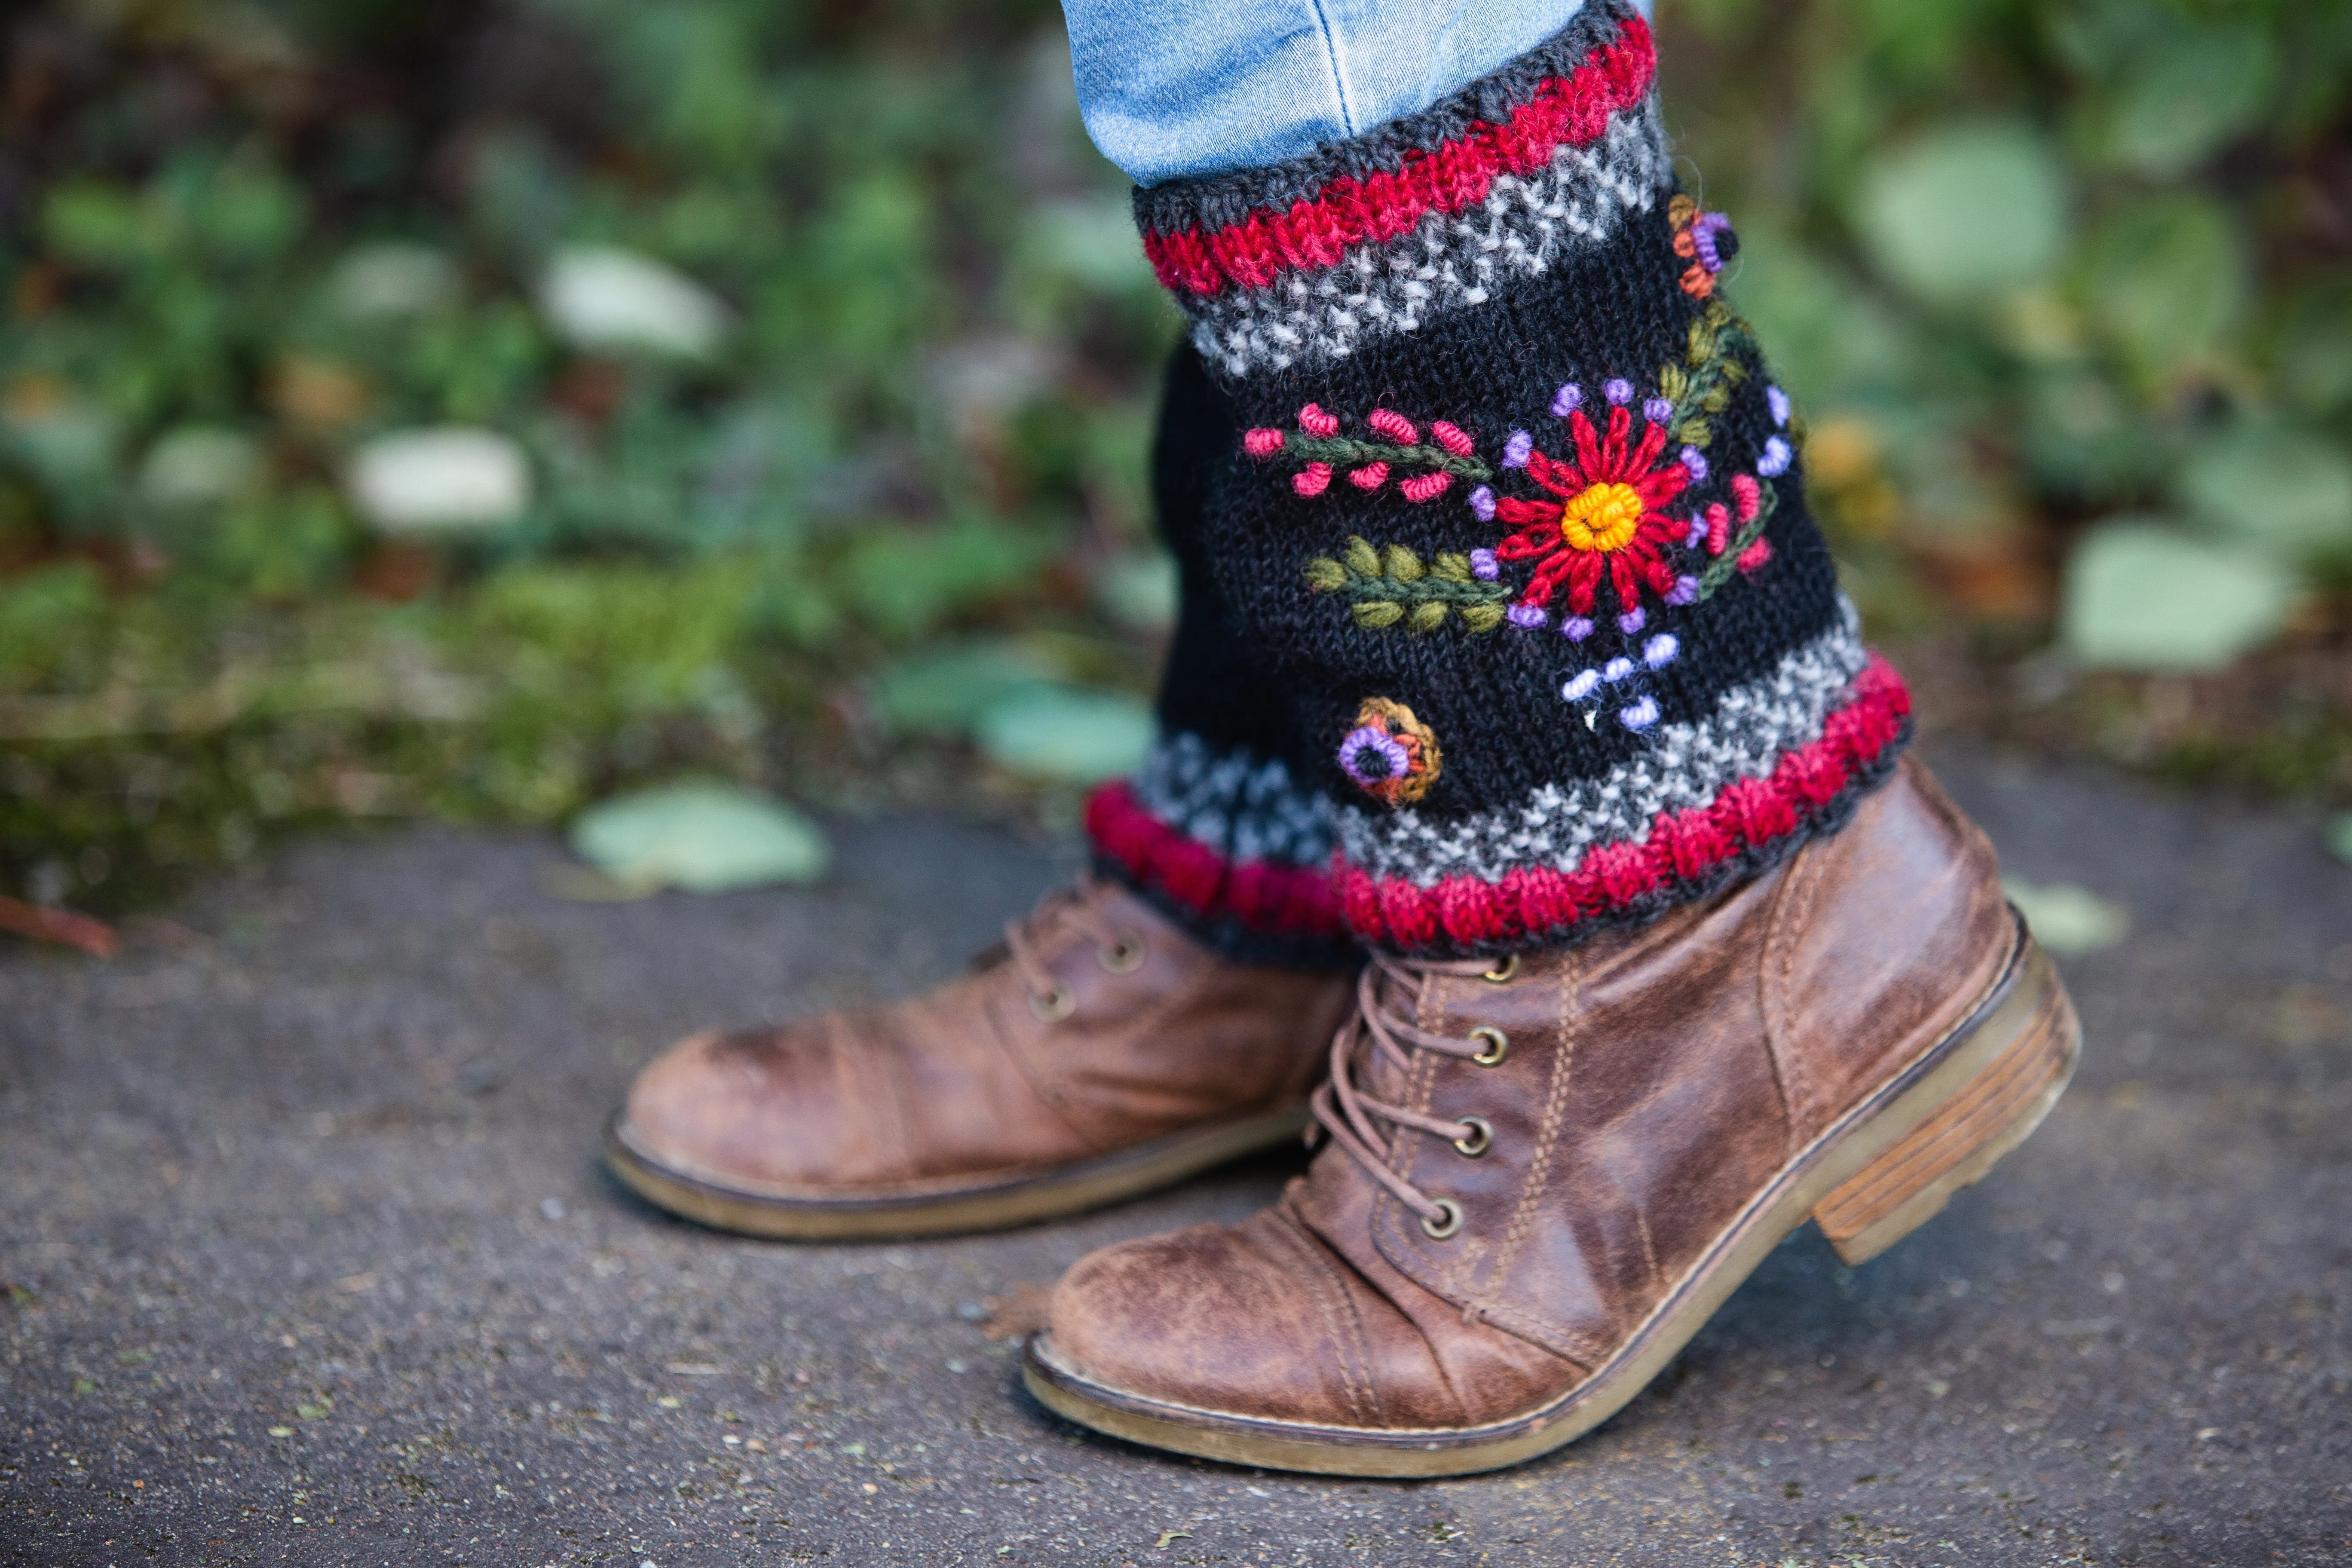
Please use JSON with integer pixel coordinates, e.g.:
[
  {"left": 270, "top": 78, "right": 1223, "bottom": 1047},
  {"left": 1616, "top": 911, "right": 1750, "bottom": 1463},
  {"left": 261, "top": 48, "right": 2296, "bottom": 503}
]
[{"left": 1, "top": 0, "right": 2349, "bottom": 917}]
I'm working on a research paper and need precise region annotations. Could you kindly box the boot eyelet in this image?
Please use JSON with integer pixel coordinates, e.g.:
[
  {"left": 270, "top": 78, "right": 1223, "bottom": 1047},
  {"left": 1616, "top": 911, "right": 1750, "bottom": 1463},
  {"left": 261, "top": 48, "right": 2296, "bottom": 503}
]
[
  {"left": 1481, "top": 954, "right": 1520, "bottom": 984},
  {"left": 1421, "top": 1198, "right": 1465, "bottom": 1240},
  {"left": 1452, "top": 1115, "right": 1493, "bottom": 1158},
  {"left": 1029, "top": 986, "right": 1075, "bottom": 1022},
  {"left": 1097, "top": 937, "right": 1145, "bottom": 974},
  {"left": 1469, "top": 1026, "right": 1509, "bottom": 1067}
]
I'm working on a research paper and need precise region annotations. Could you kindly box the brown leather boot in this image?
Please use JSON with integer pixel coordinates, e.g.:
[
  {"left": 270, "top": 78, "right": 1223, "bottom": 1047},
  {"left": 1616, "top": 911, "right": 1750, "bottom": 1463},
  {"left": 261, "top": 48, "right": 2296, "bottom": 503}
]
[
  {"left": 1024, "top": 758, "right": 2079, "bottom": 1475},
  {"left": 605, "top": 876, "right": 1354, "bottom": 1239}
]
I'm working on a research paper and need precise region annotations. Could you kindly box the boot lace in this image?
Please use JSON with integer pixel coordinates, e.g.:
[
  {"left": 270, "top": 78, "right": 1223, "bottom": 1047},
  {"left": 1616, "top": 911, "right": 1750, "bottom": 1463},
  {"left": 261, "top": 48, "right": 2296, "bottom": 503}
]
[
  {"left": 998, "top": 876, "right": 1147, "bottom": 1022},
  {"left": 1310, "top": 951, "right": 1515, "bottom": 1238}
]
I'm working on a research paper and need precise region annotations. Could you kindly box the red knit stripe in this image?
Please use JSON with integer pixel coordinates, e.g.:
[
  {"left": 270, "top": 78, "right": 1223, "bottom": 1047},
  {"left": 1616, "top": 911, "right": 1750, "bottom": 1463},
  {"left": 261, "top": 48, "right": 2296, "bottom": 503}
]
[
  {"left": 1085, "top": 781, "right": 1347, "bottom": 940},
  {"left": 1142, "top": 18, "right": 1656, "bottom": 298},
  {"left": 1332, "top": 658, "right": 1912, "bottom": 951}
]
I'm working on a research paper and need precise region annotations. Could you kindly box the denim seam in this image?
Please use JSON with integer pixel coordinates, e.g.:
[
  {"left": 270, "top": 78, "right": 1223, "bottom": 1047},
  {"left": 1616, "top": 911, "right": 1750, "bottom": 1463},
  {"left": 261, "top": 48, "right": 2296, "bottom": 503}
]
[{"left": 1303, "top": 0, "right": 1360, "bottom": 138}]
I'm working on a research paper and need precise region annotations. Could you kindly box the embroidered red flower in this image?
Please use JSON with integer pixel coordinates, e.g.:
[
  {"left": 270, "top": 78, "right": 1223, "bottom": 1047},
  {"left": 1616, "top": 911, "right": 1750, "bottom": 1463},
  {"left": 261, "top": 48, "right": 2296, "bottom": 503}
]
[{"left": 1493, "top": 401, "right": 1694, "bottom": 636}]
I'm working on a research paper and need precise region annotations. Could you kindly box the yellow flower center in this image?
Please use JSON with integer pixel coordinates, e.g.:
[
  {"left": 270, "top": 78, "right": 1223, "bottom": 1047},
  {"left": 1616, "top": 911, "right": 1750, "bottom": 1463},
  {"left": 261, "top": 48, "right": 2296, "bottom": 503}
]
[{"left": 1558, "top": 481, "right": 1646, "bottom": 553}]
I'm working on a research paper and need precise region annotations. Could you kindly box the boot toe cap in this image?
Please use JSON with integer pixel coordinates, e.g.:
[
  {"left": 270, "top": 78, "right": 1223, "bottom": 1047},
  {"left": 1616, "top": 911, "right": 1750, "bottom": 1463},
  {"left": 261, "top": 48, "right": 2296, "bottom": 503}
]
[
  {"left": 1038, "top": 1215, "right": 1388, "bottom": 1430},
  {"left": 617, "top": 1021, "right": 862, "bottom": 1194}
]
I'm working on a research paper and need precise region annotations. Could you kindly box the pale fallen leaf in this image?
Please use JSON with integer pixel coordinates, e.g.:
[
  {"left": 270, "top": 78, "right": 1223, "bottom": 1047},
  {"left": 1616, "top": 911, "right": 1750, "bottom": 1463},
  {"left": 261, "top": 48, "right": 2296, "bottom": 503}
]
[
  {"left": 2326, "top": 812, "right": 2352, "bottom": 867},
  {"left": 975, "top": 685, "right": 1153, "bottom": 784},
  {"left": 2004, "top": 879, "right": 2131, "bottom": 956},
  {"left": 570, "top": 783, "right": 828, "bottom": 894}
]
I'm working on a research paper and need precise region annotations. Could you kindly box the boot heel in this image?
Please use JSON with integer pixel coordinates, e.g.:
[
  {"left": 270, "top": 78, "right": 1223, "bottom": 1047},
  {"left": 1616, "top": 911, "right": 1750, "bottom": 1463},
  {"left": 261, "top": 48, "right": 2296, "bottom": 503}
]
[{"left": 1813, "top": 941, "right": 2080, "bottom": 1266}]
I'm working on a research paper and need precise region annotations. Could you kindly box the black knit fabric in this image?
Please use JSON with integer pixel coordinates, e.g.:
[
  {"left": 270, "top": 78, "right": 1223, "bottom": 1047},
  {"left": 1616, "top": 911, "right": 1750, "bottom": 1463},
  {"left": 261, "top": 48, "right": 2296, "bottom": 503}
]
[
  {"left": 1090, "top": 349, "right": 1364, "bottom": 974},
  {"left": 1131, "top": 0, "right": 1910, "bottom": 957}
]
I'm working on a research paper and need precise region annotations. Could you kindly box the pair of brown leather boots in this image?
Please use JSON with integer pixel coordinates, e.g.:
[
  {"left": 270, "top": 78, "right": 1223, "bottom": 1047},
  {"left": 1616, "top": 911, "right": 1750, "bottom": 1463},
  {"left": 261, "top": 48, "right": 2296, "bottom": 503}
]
[{"left": 606, "top": 753, "right": 2076, "bottom": 1477}]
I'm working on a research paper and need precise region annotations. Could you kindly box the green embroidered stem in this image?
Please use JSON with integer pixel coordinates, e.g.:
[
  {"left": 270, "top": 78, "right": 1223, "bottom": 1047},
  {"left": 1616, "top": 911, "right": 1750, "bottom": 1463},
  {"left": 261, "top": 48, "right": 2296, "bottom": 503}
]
[
  {"left": 1695, "top": 478, "right": 1779, "bottom": 600},
  {"left": 1282, "top": 435, "right": 1495, "bottom": 481},
  {"left": 1303, "top": 537, "right": 1512, "bottom": 633},
  {"left": 1657, "top": 300, "right": 1759, "bottom": 452}
]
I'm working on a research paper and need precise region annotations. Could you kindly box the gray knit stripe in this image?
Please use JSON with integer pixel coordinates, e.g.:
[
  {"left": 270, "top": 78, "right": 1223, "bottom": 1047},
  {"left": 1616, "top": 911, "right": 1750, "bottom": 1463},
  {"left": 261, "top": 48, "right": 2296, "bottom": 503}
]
[
  {"left": 1182, "top": 103, "right": 1672, "bottom": 380},
  {"left": 1130, "top": 732, "right": 1337, "bottom": 870},
  {"left": 1334, "top": 603, "right": 1872, "bottom": 887}
]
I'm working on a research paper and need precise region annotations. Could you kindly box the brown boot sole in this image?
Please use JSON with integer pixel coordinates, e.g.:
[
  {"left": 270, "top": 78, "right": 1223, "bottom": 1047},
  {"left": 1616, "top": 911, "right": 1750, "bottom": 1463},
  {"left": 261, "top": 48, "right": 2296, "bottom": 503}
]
[
  {"left": 1024, "top": 913, "right": 2078, "bottom": 1476},
  {"left": 604, "top": 1103, "right": 1313, "bottom": 1240}
]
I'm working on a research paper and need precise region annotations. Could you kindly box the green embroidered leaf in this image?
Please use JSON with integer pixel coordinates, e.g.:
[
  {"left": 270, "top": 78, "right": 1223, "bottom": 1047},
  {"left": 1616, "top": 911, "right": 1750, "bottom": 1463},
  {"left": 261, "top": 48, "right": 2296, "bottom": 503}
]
[
  {"left": 1302, "top": 557, "right": 1348, "bottom": 592},
  {"left": 1687, "top": 319, "right": 1716, "bottom": 364},
  {"left": 1383, "top": 545, "right": 1424, "bottom": 582},
  {"left": 1344, "top": 536, "right": 1381, "bottom": 577},
  {"left": 1678, "top": 419, "right": 1712, "bottom": 448},
  {"left": 1459, "top": 602, "right": 1505, "bottom": 633},
  {"left": 1407, "top": 601, "right": 1448, "bottom": 633},
  {"left": 1353, "top": 600, "right": 1404, "bottom": 628},
  {"left": 1659, "top": 364, "right": 1689, "bottom": 401},
  {"left": 1701, "top": 386, "right": 1730, "bottom": 414},
  {"left": 1431, "top": 551, "right": 1471, "bottom": 582}
]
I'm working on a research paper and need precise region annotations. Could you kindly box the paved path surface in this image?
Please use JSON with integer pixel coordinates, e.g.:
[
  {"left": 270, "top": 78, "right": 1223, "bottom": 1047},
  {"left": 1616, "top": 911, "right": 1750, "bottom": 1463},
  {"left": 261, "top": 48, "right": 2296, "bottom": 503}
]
[{"left": 5, "top": 750, "right": 2349, "bottom": 1567}]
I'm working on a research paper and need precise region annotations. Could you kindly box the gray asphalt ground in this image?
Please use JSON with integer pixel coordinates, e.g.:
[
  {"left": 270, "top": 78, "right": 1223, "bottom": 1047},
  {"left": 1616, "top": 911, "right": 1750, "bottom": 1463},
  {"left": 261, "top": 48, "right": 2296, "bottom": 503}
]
[{"left": 4, "top": 747, "right": 2349, "bottom": 1568}]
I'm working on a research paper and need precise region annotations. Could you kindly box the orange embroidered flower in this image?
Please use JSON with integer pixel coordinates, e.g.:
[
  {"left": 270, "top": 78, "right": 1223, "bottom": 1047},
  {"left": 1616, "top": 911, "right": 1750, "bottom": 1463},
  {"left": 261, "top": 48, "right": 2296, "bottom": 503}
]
[
  {"left": 1337, "top": 698, "right": 1440, "bottom": 807},
  {"left": 1668, "top": 193, "right": 1737, "bottom": 299}
]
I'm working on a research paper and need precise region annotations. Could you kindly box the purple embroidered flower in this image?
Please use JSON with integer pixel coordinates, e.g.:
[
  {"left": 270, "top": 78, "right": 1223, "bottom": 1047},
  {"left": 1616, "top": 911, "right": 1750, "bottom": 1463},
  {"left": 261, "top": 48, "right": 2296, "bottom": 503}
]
[
  {"left": 1602, "top": 656, "right": 1636, "bottom": 683},
  {"left": 1642, "top": 396, "right": 1674, "bottom": 426},
  {"left": 1679, "top": 446, "right": 1707, "bottom": 484},
  {"left": 1643, "top": 633, "right": 1679, "bottom": 669},
  {"left": 1502, "top": 430, "right": 1533, "bottom": 469},
  {"left": 1619, "top": 696, "right": 1661, "bottom": 732},
  {"left": 1468, "top": 548, "right": 1499, "bottom": 580},
  {"left": 1507, "top": 603, "right": 1548, "bottom": 629},
  {"left": 1338, "top": 725, "right": 1411, "bottom": 788},
  {"left": 1689, "top": 212, "right": 1736, "bottom": 273},
  {"left": 1684, "top": 514, "right": 1708, "bottom": 549},
  {"left": 1603, "top": 378, "right": 1634, "bottom": 406},
  {"left": 1617, "top": 607, "right": 1646, "bottom": 635},
  {"left": 1756, "top": 436, "right": 1793, "bottom": 477},
  {"left": 1766, "top": 385, "right": 1790, "bottom": 427},
  {"left": 1561, "top": 615, "right": 1594, "bottom": 641},
  {"left": 1468, "top": 484, "right": 1496, "bottom": 522},
  {"left": 1666, "top": 573, "right": 1699, "bottom": 605},
  {"left": 1550, "top": 383, "right": 1582, "bottom": 417},
  {"left": 1562, "top": 669, "right": 1601, "bottom": 703}
]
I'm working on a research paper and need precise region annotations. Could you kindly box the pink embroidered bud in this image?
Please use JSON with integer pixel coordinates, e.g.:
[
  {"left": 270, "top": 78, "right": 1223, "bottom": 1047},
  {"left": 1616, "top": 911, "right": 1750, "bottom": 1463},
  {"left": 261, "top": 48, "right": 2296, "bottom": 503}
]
[
  {"left": 1348, "top": 462, "right": 1390, "bottom": 490},
  {"left": 1297, "top": 403, "right": 1340, "bottom": 438},
  {"left": 1243, "top": 428, "right": 1285, "bottom": 459},
  {"left": 1730, "top": 472, "right": 1761, "bottom": 522},
  {"left": 1737, "top": 536, "right": 1773, "bottom": 573},
  {"left": 1431, "top": 420, "right": 1475, "bottom": 456},
  {"left": 1293, "top": 462, "right": 1332, "bottom": 497},
  {"left": 1705, "top": 502, "right": 1731, "bottom": 556},
  {"left": 1367, "top": 409, "right": 1419, "bottom": 444},
  {"left": 1400, "top": 472, "right": 1453, "bottom": 503}
]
